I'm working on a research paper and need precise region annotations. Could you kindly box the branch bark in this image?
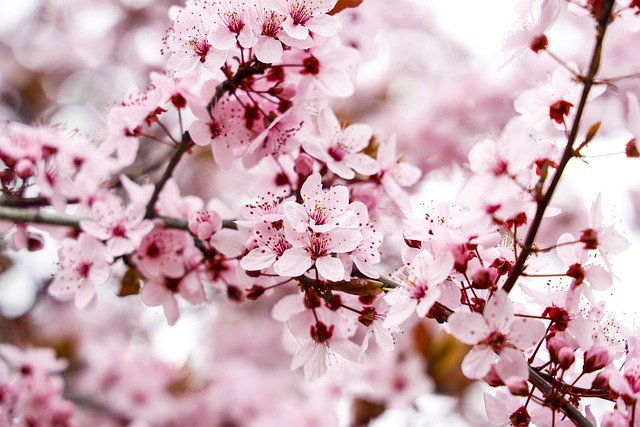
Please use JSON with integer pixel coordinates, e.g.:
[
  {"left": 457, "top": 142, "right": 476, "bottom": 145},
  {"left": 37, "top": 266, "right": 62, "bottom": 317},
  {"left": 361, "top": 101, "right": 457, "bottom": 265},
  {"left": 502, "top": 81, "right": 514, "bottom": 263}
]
[{"left": 502, "top": 0, "right": 616, "bottom": 294}]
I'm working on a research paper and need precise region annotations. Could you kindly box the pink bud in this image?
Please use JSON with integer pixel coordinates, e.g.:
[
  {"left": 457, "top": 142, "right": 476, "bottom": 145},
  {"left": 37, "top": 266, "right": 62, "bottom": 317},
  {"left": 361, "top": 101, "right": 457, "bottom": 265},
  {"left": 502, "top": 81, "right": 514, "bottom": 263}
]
[
  {"left": 471, "top": 267, "right": 497, "bottom": 290},
  {"left": 547, "top": 335, "right": 575, "bottom": 369},
  {"left": 188, "top": 210, "right": 222, "bottom": 240},
  {"left": 583, "top": 343, "right": 612, "bottom": 373},
  {"left": 592, "top": 370, "right": 611, "bottom": 390},
  {"left": 481, "top": 365, "right": 504, "bottom": 387},
  {"left": 294, "top": 153, "right": 315, "bottom": 178},
  {"left": 505, "top": 376, "right": 529, "bottom": 396},
  {"left": 14, "top": 159, "right": 35, "bottom": 179}
]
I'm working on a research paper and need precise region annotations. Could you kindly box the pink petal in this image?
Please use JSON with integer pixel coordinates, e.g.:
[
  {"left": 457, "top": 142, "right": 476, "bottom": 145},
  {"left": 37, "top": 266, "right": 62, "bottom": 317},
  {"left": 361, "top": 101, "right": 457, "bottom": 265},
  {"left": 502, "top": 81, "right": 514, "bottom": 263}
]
[
  {"left": 507, "top": 317, "right": 546, "bottom": 350},
  {"left": 495, "top": 347, "right": 529, "bottom": 382},
  {"left": 461, "top": 346, "right": 499, "bottom": 379},
  {"left": 254, "top": 36, "right": 283, "bottom": 64},
  {"left": 240, "top": 248, "right": 278, "bottom": 271},
  {"left": 316, "top": 256, "right": 345, "bottom": 281},
  {"left": 484, "top": 290, "right": 513, "bottom": 332},
  {"left": 162, "top": 297, "right": 180, "bottom": 326},
  {"left": 274, "top": 248, "right": 312, "bottom": 277},
  {"left": 448, "top": 311, "right": 489, "bottom": 344},
  {"left": 74, "top": 284, "right": 96, "bottom": 309}
]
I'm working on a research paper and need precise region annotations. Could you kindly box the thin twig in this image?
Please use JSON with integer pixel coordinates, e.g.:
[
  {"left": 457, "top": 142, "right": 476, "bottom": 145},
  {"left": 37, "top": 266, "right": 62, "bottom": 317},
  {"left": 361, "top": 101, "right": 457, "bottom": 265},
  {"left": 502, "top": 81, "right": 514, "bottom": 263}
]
[{"left": 503, "top": 0, "right": 616, "bottom": 295}]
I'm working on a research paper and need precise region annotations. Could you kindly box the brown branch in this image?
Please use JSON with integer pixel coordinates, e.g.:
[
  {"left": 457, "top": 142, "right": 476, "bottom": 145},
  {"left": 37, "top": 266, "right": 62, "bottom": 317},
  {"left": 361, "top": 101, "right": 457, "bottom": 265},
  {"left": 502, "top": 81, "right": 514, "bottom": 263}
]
[
  {"left": 502, "top": 0, "right": 616, "bottom": 294},
  {"left": 0, "top": 206, "right": 236, "bottom": 233},
  {"left": 529, "top": 368, "right": 595, "bottom": 427},
  {"left": 145, "top": 131, "right": 193, "bottom": 219}
]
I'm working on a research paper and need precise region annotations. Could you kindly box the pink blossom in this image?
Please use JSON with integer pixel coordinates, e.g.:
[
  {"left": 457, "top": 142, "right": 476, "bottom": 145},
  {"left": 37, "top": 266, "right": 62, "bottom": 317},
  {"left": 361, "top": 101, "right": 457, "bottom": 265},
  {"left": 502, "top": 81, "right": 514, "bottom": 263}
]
[
  {"left": 133, "top": 226, "right": 199, "bottom": 279},
  {"left": 275, "top": 0, "right": 341, "bottom": 42},
  {"left": 189, "top": 83, "right": 253, "bottom": 168},
  {"left": 188, "top": 209, "right": 223, "bottom": 240},
  {"left": 302, "top": 108, "right": 378, "bottom": 179},
  {"left": 515, "top": 66, "right": 605, "bottom": 129},
  {"left": 377, "top": 136, "right": 421, "bottom": 208},
  {"left": 140, "top": 270, "right": 206, "bottom": 325},
  {"left": 80, "top": 195, "right": 154, "bottom": 257},
  {"left": 242, "top": 106, "right": 310, "bottom": 168},
  {"left": 448, "top": 290, "right": 546, "bottom": 381},
  {"left": 240, "top": 217, "right": 292, "bottom": 272},
  {"left": 283, "top": 172, "right": 358, "bottom": 234},
  {"left": 48, "top": 233, "right": 110, "bottom": 309},
  {"left": 503, "top": 0, "right": 561, "bottom": 60},
  {"left": 296, "top": 38, "right": 359, "bottom": 97},
  {"left": 210, "top": 1, "right": 255, "bottom": 50},
  {"left": 250, "top": 4, "right": 290, "bottom": 64},
  {"left": 164, "top": 3, "right": 227, "bottom": 77},
  {"left": 383, "top": 248, "right": 455, "bottom": 327},
  {"left": 342, "top": 201, "right": 383, "bottom": 278}
]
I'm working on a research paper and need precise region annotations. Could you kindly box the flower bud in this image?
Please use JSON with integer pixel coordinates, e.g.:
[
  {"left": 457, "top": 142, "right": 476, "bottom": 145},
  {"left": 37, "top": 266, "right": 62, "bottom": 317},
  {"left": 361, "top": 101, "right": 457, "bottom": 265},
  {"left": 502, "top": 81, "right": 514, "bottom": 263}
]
[
  {"left": 14, "top": 159, "right": 35, "bottom": 179},
  {"left": 505, "top": 377, "right": 529, "bottom": 396},
  {"left": 591, "top": 370, "right": 611, "bottom": 390},
  {"left": 294, "top": 153, "right": 315, "bottom": 177},
  {"left": 188, "top": 210, "right": 222, "bottom": 240},
  {"left": 583, "top": 343, "right": 612, "bottom": 373}
]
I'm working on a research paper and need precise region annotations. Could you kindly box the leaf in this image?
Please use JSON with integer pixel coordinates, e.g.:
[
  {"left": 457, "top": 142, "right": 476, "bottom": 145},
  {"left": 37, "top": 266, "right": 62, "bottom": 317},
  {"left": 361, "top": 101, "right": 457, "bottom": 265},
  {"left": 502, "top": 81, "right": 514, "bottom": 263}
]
[
  {"left": 329, "top": 278, "right": 383, "bottom": 296},
  {"left": 118, "top": 268, "right": 141, "bottom": 297},
  {"left": 584, "top": 121, "right": 601, "bottom": 145},
  {"left": 328, "top": 0, "right": 365, "bottom": 15}
]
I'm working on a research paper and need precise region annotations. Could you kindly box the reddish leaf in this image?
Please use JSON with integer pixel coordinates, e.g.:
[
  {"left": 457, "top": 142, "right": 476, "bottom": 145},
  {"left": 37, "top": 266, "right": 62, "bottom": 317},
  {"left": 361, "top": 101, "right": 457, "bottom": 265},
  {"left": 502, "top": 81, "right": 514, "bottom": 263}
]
[{"left": 328, "top": 0, "right": 364, "bottom": 15}]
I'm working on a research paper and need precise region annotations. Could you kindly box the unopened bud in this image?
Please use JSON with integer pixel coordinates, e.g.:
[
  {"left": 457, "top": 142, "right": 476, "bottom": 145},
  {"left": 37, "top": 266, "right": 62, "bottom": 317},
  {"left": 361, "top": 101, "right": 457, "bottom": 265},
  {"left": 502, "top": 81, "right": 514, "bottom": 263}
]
[
  {"left": 188, "top": 210, "right": 222, "bottom": 240},
  {"left": 505, "top": 377, "right": 529, "bottom": 396},
  {"left": 14, "top": 159, "right": 35, "bottom": 179},
  {"left": 591, "top": 370, "right": 611, "bottom": 390},
  {"left": 246, "top": 285, "right": 265, "bottom": 300},
  {"left": 509, "top": 406, "right": 531, "bottom": 427},
  {"left": 294, "top": 153, "right": 315, "bottom": 177},
  {"left": 583, "top": 343, "right": 612, "bottom": 373},
  {"left": 471, "top": 268, "right": 497, "bottom": 290}
]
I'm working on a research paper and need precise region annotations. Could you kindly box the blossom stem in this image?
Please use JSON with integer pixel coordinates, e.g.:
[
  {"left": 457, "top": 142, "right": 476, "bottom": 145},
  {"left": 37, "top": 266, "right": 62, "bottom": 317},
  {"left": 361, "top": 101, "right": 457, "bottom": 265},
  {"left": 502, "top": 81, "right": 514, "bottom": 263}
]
[
  {"left": 502, "top": 0, "right": 615, "bottom": 295},
  {"left": 145, "top": 131, "right": 193, "bottom": 219}
]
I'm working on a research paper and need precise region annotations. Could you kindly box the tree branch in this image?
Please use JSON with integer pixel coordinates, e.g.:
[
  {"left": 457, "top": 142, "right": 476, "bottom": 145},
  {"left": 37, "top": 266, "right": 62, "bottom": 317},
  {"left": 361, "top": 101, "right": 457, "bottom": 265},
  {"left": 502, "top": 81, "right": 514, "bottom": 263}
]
[
  {"left": 0, "top": 206, "right": 236, "bottom": 233},
  {"left": 502, "top": 0, "right": 616, "bottom": 294},
  {"left": 529, "top": 367, "right": 595, "bottom": 427}
]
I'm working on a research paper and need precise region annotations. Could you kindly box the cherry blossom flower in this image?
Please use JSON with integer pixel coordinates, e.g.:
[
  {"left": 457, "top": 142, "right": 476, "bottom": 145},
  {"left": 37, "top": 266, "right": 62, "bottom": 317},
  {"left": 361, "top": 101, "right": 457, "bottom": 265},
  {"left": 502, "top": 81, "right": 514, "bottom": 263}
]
[
  {"left": 503, "top": 0, "right": 561, "bottom": 60},
  {"left": 164, "top": 3, "right": 227, "bottom": 77},
  {"left": 302, "top": 108, "right": 378, "bottom": 179},
  {"left": 296, "top": 38, "right": 360, "bottom": 97},
  {"left": 515, "top": 66, "right": 606, "bottom": 129},
  {"left": 188, "top": 209, "right": 223, "bottom": 240},
  {"left": 140, "top": 270, "right": 206, "bottom": 325},
  {"left": 250, "top": 3, "right": 291, "bottom": 64},
  {"left": 275, "top": 0, "right": 341, "bottom": 42},
  {"left": 242, "top": 106, "right": 310, "bottom": 168},
  {"left": 210, "top": 1, "right": 255, "bottom": 50},
  {"left": 376, "top": 136, "right": 421, "bottom": 208},
  {"left": 556, "top": 232, "right": 614, "bottom": 304},
  {"left": 277, "top": 225, "right": 363, "bottom": 280},
  {"left": 383, "top": 248, "right": 455, "bottom": 327},
  {"left": 240, "top": 217, "right": 292, "bottom": 272},
  {"left": 342, "top": 201, "right": 383, "bottom": 278},
  {"left": 80, "top": 195, "right": 154, "bottom": 257},
  {"left": 579, "top": 193, "right": 630, "bottom": 271},
  {"left": 358, "top": 297, "right": 396, "bottom": 354},
  {"left": 283, "top": 172, "right": 358, "bottom": 234},
  {"left": 189, "top": 84, "right": 253, "bottom": 168},
  {"left": 48, "top": 233, "right": 110, "bottom": 309},
  {"left": 133, "top": 226, "right": 197, "bottom": 279},
  {"left": 448, "top": 290, "right": 546, "bottom": 381}
]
